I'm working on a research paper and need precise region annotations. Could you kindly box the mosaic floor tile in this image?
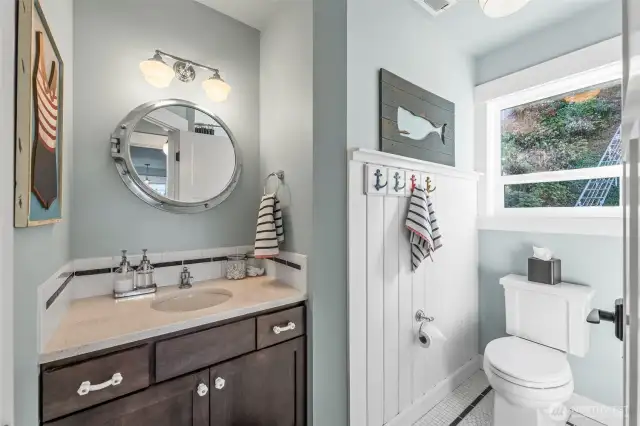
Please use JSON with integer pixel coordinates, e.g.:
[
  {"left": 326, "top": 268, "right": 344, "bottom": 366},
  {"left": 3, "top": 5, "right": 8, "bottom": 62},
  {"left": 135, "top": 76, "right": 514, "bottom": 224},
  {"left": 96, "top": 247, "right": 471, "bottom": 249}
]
[{"left": 413, "top": 370, "right": 604, "bottom": 426}]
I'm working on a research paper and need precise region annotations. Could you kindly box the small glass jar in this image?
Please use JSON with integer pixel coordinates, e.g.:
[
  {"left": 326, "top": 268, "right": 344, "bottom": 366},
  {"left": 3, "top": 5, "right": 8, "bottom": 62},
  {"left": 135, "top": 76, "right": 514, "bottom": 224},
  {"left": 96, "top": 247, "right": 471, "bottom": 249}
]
[
  {"left": 226, "top": 254, "right": 247, "bottom": 280},
  {"left": 246, "top": 252, "right": 265, "bottom": 277}
]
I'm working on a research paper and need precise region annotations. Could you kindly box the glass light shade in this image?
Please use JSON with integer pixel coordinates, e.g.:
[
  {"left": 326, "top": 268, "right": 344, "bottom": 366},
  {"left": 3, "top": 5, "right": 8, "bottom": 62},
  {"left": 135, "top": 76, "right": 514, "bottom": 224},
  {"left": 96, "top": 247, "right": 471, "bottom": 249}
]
[
  {"left": 140, "top": 54, "right": 174, "bottom": 88},
  {"left": 202, "top": 76, "right": 231, "bottom": 102},
  {"left": 478, "top": 0, "right": 530, "bottom": 18},
  {"left": 162, "top": 141, "right": 169, "bottom": 156}
]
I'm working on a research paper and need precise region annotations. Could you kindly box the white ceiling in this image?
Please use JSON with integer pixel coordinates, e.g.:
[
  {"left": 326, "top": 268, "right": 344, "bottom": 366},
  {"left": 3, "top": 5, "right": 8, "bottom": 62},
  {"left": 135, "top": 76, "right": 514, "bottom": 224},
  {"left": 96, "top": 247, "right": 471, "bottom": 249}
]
[
  {"left": 194, "top": 0, "right": 303, "bottom": 30},
  {"left": 195, "top": 0, "right": 619, "bottom": 55},
  {"left": 421, "top": 0, "right": 617, "bottom": 56}
]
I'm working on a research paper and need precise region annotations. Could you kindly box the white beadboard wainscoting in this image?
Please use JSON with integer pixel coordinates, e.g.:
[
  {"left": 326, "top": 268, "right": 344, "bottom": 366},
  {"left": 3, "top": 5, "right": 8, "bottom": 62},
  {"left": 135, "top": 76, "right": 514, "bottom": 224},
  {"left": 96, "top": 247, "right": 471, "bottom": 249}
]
[{"left": 349, "top": 149, "right": 481, "bottom": 426}]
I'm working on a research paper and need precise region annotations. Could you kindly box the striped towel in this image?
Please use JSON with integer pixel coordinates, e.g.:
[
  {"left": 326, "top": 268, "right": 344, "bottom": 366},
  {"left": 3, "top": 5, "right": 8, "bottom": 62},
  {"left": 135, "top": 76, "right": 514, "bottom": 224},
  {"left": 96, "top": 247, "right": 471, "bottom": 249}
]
[
  {"left": 254, "top": 193, "right": 284, "bottom": 258},
  {"left": 405, "top": 186, "right": 442, "bottom": 271}
]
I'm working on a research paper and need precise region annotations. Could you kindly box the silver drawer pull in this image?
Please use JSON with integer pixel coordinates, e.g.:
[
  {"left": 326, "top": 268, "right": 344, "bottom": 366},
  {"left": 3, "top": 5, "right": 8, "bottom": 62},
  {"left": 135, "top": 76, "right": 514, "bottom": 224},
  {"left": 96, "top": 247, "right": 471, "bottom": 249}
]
[
  {"left": 77, "top": 373, "right": 123, "bottom": 396},
  {"left": 272, "top": 321, "right": 296, "bottom": 335}
]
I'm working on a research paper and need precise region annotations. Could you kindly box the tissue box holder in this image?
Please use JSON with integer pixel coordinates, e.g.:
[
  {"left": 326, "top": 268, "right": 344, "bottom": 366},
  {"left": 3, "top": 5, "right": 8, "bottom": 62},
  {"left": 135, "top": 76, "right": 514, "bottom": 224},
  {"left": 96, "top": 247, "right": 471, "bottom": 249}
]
[{"left": 528, "top": 257, "right": 561, "bottom": 285}]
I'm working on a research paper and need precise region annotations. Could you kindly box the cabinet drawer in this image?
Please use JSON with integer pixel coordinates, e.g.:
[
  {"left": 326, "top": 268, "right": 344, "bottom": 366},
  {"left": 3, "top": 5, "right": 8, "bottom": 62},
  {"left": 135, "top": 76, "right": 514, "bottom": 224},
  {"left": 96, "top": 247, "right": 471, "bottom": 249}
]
[
  {"left": 256, "top": 306, "right": 305, "bottom": 349},
  {"left": 41, "top": 345, "right": 150, "bottom": 422},
  {"left": 155, "top": 318, "right": 255, "bottom": 382}
]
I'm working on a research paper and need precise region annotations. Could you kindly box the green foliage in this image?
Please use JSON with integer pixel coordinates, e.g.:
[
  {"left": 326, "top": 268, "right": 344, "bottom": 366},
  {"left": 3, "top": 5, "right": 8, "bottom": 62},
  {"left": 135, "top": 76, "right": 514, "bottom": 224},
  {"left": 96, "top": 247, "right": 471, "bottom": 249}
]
[{"left": 501, "top": 84, "right": 622, "bottom": 208}]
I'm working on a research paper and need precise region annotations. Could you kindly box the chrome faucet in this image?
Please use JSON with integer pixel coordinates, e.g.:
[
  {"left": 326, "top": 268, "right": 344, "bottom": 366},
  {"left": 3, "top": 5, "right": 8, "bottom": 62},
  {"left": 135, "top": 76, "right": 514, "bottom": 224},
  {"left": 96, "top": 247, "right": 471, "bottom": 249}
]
[{"left": 179, "top": 266, "right": 193, "bottom": 289}]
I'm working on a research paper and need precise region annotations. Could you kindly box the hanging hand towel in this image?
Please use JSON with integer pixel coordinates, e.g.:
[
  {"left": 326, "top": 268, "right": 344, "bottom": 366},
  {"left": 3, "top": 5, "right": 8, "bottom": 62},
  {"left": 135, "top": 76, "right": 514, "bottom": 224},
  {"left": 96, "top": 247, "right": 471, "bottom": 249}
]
[
  {"left": 254, "top": 194, "right": 285, "bottom": 258},
  {"left": 405, "top": 186, "right": 442, "bottom": 271}
]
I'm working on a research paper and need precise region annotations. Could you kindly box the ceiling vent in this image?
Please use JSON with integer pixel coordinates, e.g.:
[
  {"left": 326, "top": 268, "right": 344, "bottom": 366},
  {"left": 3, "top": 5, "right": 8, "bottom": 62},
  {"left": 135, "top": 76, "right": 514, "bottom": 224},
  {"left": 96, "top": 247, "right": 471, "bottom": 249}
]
[{"left": 414, "top": 0, "right": 458, "bottom": 16}]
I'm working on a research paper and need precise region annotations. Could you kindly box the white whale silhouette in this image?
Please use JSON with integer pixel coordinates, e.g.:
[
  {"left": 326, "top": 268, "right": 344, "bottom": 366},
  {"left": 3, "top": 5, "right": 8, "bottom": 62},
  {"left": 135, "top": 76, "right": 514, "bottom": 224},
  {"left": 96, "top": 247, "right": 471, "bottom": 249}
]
[{"left": 397, "top": 106, "right": 446, "bottom": 144}]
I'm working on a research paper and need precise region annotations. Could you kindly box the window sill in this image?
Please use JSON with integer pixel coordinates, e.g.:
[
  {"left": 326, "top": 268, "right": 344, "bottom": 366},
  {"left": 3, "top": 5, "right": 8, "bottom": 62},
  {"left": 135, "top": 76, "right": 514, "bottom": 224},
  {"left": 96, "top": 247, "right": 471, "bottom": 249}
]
[{"left": 477, "top": 216, "right": 622, "bottom": 237}]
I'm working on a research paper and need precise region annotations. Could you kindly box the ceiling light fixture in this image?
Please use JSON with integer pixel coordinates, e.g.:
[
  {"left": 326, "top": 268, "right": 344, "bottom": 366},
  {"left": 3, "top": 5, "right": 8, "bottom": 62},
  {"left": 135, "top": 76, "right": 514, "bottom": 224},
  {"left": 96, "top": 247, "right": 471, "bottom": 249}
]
[
  {"left": 139, "top": 50, "right": 231, "bottom": 102},
  {"left": 478, "top": 0, "right": 531, "bottom": 18}
]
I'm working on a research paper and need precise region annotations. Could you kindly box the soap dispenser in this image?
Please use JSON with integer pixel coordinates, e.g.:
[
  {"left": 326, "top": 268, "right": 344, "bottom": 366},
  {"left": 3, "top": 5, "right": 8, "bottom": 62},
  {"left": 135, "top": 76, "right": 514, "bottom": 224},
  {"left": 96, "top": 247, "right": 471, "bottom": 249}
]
[
  {"left": 135, "top": 249, "right": 156, "bottom": 289},
  {"left": 113, "top": 250, "right": 134, "bottom": 295}
]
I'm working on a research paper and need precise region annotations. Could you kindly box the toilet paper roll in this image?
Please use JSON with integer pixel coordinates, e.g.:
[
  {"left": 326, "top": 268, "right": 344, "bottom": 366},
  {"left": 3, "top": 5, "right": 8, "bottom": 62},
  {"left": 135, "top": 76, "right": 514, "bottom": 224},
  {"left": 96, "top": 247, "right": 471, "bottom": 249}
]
[{"left": 417, "top": 322, "right": 447, "bottom": 349}]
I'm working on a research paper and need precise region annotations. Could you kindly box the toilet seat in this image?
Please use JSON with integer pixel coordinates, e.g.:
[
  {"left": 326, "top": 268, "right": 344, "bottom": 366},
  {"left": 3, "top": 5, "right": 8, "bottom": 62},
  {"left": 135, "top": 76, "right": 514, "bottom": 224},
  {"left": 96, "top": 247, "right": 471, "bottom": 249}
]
[{"left": 485, "top": 337, "right": 572, "bottom": 389}]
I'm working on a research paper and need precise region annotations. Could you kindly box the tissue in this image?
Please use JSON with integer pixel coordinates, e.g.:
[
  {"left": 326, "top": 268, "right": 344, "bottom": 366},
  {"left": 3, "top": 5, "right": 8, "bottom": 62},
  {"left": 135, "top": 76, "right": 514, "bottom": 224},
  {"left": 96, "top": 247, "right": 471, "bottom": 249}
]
[{"left": 533, "top": 246, "right": 553, "bottom": 261}]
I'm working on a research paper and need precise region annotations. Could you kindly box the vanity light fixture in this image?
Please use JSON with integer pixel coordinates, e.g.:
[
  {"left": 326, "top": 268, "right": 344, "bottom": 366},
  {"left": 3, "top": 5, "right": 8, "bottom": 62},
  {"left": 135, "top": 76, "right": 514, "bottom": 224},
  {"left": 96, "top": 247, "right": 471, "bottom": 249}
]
[
  {"left": 478, "top": 0, "right": 530, "bottom": 17},
  {"left": 140, "top": 50, "right": 231, "bottom": 102}
]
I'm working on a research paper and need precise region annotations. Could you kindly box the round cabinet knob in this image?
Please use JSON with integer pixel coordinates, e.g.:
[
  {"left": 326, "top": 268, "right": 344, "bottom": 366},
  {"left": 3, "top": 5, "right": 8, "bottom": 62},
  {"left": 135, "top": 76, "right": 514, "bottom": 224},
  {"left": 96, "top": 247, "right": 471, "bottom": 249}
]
[
  {"left": 214, "top": 377, "right": 225, "bottom": 390},
  {"left": 197, "top": 383, "right": 209, "bottom": 397}
]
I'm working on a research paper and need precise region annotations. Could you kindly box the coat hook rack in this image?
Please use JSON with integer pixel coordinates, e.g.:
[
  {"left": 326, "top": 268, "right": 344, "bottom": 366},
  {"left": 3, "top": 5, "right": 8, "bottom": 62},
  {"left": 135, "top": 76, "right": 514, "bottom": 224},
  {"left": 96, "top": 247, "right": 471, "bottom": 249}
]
[
  {"left": 410, "top": 174, "right": 418, "bottom": 192},
  {"left": 374, "top": 169, "right": 388, "bottom": 191},
  {"left": 426, "top": 176, "right": 436, "bottom": 194},
  {"left": 263, "top": 170, "right": 285, "bottom": 195},
  {"left": 393, "top": 172, "right": 406, "bottom": 192}
]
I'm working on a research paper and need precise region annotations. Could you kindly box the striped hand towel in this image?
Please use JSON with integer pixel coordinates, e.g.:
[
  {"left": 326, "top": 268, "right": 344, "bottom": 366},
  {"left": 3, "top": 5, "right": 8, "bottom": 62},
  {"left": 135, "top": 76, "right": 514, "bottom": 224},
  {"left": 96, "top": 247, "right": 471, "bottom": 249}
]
[
  {"left": 405, "top": 186, "right": 442, "bottom": 271},
  {"left": 254, "top": 193, "right": 284, "bottom": 258}
]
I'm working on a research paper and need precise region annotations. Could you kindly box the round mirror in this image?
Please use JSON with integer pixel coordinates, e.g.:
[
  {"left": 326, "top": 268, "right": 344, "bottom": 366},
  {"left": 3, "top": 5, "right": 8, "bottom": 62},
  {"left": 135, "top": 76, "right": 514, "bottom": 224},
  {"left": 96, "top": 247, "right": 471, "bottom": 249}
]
[{"left": 111, "top": 99, "right": 241, "bottom": 213}]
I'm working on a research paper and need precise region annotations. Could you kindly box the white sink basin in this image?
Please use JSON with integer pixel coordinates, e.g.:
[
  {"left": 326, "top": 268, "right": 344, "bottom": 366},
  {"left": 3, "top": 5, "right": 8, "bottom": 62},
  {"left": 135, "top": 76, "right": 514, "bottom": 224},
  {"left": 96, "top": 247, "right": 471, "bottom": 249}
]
[{"left": 151, "top": 289, "right": 232, "bottom": 313}]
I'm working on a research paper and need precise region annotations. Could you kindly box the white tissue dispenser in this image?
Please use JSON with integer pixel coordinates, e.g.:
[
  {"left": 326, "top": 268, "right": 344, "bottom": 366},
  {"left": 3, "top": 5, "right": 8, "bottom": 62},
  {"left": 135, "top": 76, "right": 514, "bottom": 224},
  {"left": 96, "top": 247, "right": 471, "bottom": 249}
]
[{"left": 528, "top": 257, "right": 561, "bottom": 285}]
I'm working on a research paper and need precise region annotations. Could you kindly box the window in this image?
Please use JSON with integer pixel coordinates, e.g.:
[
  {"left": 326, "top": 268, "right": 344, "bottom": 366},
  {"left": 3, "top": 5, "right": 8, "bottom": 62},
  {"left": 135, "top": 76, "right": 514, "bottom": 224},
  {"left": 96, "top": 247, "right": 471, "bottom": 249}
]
[{"left": 486, "top": 64, "right": 623, "bottom": 216}]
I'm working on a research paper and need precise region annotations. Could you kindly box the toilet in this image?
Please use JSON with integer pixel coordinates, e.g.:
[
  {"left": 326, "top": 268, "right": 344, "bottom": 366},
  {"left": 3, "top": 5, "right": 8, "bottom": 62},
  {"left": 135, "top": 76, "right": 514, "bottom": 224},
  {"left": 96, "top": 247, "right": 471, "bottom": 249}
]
[{"left": 484, "top": 274, "right": 595, "bottom": 426}]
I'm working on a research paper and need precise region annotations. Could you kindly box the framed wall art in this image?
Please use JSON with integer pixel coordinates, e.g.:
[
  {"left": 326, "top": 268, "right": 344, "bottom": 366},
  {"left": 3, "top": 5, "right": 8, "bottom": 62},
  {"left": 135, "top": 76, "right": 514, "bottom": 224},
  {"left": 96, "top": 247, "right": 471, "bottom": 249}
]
[
  {"left": 15, "top": 0, "right": 64, "bottom": 227},
  {"left": 379, "top": 69, "right": 455, "bottom": 166}
]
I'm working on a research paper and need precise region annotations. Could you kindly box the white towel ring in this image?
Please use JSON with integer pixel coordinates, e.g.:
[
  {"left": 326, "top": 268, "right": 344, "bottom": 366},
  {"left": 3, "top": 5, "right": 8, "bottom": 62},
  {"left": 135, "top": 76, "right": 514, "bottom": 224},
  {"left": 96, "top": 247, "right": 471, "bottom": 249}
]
[{"left": 263, "top": 170, "right": 285, "bottom": 195}]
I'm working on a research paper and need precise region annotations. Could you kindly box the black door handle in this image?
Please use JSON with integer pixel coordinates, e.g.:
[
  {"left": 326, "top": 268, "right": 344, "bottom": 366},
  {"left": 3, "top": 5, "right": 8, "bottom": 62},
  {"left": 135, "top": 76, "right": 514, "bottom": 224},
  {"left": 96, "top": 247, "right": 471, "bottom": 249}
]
[{"left": 587, "top": 299, "right": 624, "bottom": 341}]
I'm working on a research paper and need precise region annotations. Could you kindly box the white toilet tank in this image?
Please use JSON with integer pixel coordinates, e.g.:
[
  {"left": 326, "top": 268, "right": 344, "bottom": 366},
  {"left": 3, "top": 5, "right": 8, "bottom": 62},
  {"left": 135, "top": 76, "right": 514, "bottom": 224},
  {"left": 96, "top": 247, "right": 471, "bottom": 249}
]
[{"left": 500, "top": 274, "right": 596, "bottom": 357}]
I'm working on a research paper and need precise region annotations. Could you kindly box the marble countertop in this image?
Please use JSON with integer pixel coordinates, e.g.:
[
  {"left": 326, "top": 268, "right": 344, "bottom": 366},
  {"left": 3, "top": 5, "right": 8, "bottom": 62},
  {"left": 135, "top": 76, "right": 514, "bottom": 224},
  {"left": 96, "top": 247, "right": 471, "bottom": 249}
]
[{"left": 40, "top": 276, "right": 306, "bottom": 364}]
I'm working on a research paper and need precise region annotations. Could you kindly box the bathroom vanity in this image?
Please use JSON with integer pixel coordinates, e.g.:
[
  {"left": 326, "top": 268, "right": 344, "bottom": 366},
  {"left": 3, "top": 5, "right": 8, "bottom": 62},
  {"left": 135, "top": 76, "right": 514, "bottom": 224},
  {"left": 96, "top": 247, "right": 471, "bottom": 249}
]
[{"left": 39, "top": 277, "right": 306, "bottom": 426}]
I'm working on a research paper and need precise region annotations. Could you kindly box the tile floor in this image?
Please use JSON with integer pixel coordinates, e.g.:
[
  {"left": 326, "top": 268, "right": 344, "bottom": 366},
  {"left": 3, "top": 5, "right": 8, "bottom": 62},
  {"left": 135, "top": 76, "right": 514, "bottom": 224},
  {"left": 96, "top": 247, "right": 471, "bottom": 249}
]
[{"left": 413, "top": 370, "right": 605, "bottom": 426}]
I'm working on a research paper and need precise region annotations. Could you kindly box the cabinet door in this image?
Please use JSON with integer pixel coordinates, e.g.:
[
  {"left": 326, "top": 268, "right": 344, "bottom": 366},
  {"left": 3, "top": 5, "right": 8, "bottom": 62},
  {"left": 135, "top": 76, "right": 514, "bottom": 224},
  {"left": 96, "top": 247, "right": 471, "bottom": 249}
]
[
  {"left": 45, "top": 370, "right": 209, "bottom": 426},
  {"left": 210, "top": 337, "right": 305, "bottom": 426}
]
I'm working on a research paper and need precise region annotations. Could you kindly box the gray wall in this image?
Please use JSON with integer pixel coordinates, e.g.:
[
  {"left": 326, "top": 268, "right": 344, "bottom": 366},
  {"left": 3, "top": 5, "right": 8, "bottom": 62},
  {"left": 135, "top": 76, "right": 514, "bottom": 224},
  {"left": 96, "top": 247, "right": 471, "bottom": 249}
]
[
  {"left": 479, "top": 230, "right": 623, "bottom": 406},
  {"left": 12, "top": 0, "right": 75, "bottom": 425},
  {"left": 347, "top": 0, "right": 475, "bottom": 170},
  {"left": 72, "top": 0, "right": 260, "bottom": 258},
  {"left": 259, "top": 3, "right": 313, "bottom": 256},
  {"left": 311, "top": 0, "right": 348, "bottom": 423},
  {"left": 475, "top": 1, "right": 622, "bottom": 84},
  {"left": 0, "top": 0, "right": 16, "bottom": 422}
]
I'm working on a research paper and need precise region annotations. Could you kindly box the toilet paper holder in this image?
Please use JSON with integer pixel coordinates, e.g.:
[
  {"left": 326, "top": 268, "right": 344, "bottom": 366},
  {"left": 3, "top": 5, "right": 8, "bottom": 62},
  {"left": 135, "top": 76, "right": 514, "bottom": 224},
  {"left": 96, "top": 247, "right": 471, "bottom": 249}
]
[
  {"left": 416, "top": 310, "right": 438, "bottom": 349},
  {"left": 415, "top": 309, "right": 434, "bottom": 323}
]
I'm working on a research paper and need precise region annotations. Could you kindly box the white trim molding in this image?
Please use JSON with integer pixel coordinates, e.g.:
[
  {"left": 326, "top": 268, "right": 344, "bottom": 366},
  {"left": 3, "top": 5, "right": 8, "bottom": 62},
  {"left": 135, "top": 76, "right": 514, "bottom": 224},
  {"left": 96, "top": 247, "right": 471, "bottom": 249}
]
[
  {"left": 478, "top": 216, "right": 622, "bottom": 237},
  {"left": 386, "top": 356, "right": 482, "bottom": 426},
  {"left": 474, "top": 36, "right": 624, "bottom": 234},
  {"left": 567, "top": 393, "right": 624, "bottom": 426},
  {"left": 351, "top": 149, "right": 481, "bottom": 181}
]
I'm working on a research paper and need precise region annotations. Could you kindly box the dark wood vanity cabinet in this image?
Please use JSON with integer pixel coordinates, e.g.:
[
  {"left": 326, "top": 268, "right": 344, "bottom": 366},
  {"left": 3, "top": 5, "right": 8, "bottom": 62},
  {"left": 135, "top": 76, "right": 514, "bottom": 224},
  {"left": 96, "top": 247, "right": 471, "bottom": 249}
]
[
  {"left": 210, "top": 337, "right": 305, "bottom": 426},
  {"left": 41, "top": 304, "right": 306, "bottom": 426},
  {"left": 46, "top": 370, "right": 210, "bottom": 426}
]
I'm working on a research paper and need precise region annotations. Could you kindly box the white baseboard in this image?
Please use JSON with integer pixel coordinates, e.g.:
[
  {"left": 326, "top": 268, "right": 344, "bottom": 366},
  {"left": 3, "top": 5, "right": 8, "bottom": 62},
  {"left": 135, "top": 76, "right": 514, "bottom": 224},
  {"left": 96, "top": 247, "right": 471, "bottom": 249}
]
[
  {"left": 387, "top": 355, "right": 483, "bottom": 426},
  {"left": 567, "top": 393, "right": 624, "bottom": 426}
]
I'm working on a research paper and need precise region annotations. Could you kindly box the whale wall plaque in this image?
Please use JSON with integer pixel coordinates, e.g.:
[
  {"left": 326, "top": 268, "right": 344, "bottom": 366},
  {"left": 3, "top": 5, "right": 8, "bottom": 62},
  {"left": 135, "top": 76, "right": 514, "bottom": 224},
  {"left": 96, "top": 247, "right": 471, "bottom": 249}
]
[{"left": 379, "top": 69, "right": 455, "bottom": 166}]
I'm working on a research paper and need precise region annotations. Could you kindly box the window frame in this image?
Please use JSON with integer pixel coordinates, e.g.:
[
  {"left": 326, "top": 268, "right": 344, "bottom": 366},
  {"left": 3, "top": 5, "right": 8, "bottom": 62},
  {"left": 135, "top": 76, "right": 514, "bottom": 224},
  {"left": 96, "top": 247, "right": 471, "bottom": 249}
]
[{"left": 485, "top": 62, "right": 624, "bottom": 218}]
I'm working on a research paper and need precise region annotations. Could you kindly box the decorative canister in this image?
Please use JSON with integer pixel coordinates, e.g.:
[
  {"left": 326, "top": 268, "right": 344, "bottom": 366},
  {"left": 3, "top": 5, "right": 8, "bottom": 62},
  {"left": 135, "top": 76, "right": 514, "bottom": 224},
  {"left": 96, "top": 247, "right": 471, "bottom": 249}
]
[
  {"left": 246, "top": 252, "right": 265, "bottom": 277},
  {"left": 226, "top": 254, "right": 247, "bottom": 280}
]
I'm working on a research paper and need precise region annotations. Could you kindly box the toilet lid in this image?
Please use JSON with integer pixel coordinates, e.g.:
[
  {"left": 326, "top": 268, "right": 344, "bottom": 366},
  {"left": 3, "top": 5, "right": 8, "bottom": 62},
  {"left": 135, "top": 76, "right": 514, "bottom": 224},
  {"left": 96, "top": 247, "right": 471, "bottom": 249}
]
[{"left": 485, "top": 337, "right": 572, "bottom": 389}]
